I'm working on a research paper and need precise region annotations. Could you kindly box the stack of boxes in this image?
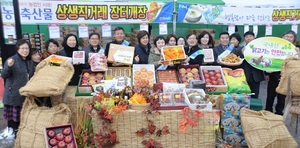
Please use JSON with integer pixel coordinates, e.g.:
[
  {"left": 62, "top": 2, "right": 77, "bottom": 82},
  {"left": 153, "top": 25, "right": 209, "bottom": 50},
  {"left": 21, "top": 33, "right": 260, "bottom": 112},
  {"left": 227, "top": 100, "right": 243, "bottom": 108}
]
[
  {"left": 220, "top": 94, "right": 250, "bottom": 147},
  {"left": 23, "top": 33, "right": 46, "bottom": 51}
]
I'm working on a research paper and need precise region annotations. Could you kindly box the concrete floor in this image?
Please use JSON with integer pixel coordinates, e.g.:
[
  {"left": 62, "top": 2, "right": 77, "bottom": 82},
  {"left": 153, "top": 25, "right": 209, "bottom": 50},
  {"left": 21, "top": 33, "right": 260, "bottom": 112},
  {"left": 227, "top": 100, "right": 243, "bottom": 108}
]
[{"left": 0, "top": 80, "right": 299, "bottom": 147}]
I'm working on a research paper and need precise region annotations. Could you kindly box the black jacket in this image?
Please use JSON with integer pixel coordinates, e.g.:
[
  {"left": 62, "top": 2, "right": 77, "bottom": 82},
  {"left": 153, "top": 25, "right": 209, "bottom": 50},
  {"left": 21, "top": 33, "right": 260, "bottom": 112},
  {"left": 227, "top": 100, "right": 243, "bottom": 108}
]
[
  {"left": 1, "top": 54, "right": 34, "bottom": 106},
  {"left": 59, "top": 48, "right": 84, "bottom": 86},
  {"left": 134, "top": 43, "right": 151, "bottom": 64},
  {"left": 185, "top": 45, "right": 204, "bottom": 65}
]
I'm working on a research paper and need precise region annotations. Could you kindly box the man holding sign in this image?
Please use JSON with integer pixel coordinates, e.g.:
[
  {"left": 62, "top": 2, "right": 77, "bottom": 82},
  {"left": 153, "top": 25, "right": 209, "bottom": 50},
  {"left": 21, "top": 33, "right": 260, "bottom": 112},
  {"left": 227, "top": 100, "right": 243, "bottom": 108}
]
[{"left": 242, "top": 31, "right": 265, "bottom": 98}]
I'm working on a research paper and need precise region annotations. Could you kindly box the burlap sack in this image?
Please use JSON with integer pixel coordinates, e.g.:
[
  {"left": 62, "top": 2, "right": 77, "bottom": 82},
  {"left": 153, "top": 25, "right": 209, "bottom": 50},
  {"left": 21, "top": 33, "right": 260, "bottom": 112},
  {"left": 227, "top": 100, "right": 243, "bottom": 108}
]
[
  {"left": 240, "top": 108, "right": 298, "bottom": 148},
  {"left": 19, "top": 60, "right": 74, "bottom": 97},
  {"left": 15, "top": 97, "right": 71, "bottom": 148},
  {"left": 276, "top": 56, "right": 300, "bottom": 96}
]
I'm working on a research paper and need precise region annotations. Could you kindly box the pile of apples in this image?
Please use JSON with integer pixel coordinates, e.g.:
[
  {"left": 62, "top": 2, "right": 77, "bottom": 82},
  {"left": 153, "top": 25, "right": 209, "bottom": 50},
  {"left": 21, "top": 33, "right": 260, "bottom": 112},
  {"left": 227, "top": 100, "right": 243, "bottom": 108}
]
[
  {"left": 47, "top": 127, "right": 75, "bottom": 148},
  {"left": 202, "top": 69, "right": 225, "bottom": 85}
]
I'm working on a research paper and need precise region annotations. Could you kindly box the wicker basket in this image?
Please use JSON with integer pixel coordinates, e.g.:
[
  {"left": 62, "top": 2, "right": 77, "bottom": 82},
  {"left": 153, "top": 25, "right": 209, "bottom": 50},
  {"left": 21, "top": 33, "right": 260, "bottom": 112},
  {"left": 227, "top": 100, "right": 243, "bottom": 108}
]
[
  {"left": 92, "top": 109, "right": 217, "bottom": 148},
  {"left": 240, "top": 108, "right": 298, "bottom": 148},
  {"left": 129, "top": 103, "right": 150, "bottom": 110}
]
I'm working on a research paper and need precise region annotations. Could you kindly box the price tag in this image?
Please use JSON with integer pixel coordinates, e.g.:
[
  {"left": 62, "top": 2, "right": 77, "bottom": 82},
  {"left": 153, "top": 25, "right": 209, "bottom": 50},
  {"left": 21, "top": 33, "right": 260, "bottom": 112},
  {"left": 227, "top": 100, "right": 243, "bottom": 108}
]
[
  {"left": 265, "top": 24, "right": 272, "bottom": 36},
  {"left": 140, "top": 23, "right": 148, "bottom": 32},
  {"left": 102, "top": 24, "right": 112, "bottom": 37},
  {"left": 48, "top": 24, "right": 60, "bottom": 39},
  {"left": 244, "top": 25, "right": 249, "bottom": 33},
  {"left": 228, "top": 24, "right": 235, "bottom": 35},
  {"left": 78, "top": 24, "right": 88, "bottom": 38},
  {"left": 159, "top": 23, "right": 168, "bottom": 35},
  {"left": 253, "top": 25, "right": 258, "bottom": 37},
  {"left": 292, "top": 24, "right": 298, "bottom": 34}
]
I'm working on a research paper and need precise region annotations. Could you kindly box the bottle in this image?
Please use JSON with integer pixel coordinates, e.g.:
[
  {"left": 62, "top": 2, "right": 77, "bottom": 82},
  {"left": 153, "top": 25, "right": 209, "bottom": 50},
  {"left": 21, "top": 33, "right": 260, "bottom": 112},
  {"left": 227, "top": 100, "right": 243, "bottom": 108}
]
[
  {"left": 114, "top": 90, "right": 120, "bottom": 99},
  {"left": 123, "top": 88, "right": 130, "bottom": 100}
]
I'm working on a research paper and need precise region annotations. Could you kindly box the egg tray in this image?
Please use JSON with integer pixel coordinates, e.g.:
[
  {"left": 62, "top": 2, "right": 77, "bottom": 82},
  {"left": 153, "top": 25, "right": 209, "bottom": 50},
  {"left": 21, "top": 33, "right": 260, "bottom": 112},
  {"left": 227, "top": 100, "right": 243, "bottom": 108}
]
[{"left": 44, "top": 124, "right": 77, "bottom": 148}]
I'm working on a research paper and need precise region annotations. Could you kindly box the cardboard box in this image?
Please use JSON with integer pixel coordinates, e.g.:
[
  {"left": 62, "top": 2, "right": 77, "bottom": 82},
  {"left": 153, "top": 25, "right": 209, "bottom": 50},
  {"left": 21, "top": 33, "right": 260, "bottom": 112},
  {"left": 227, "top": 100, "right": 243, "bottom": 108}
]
[
  {"left": 156, "top": 69, "right": 179, "bottom": 83},
  {"left": 184, "top": 88, "right": 212, "bottom": 110},
  {"left": 162, "top": 45, "right": 186, "bottom": 61},
  {"left": 200, "top": 66, "right": 228, "bottom": 93},
  {"left": 178, "top": 65, "right": 201, "bottom": 87},
  {"left": 44, "top": 55, "right": 72, "bottom": 66},
  {"left": 132, "top": 64, "right": 156, "bottom": 86},
  {"left": 107, "top": 44, "right": 134, "bottom": 65},
  {"left": 77, "top": 70, "right": 105, "bottom": 94},
  {"left": 44, "top": 124, "right": 77, "bottom": 148},
  {"left": 72, "top": 51, "right": 85, "bottom": 64}
]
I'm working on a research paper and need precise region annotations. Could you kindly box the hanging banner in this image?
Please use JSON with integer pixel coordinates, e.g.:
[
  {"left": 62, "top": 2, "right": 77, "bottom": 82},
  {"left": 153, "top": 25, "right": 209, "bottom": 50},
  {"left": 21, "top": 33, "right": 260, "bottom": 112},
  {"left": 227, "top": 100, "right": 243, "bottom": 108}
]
[
  {"left": 1, "top": 0, "right": 16, "bottom": 43},
  {"left": 17, "top": 1, "right": 173, "bottom": 24},
  {"left": 244, "top": 37, "right": 298, "bottom": 72},
  {"left": 177, "top": 3, "right": 300, "bottom": 25}
]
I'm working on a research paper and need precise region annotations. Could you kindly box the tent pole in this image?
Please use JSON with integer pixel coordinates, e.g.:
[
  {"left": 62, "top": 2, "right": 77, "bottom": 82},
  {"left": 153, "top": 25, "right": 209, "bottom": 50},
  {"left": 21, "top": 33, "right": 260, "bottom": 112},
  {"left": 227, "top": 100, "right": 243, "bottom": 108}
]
[{"left": 172, "top": 0, "right": 177, "bottom": 34}]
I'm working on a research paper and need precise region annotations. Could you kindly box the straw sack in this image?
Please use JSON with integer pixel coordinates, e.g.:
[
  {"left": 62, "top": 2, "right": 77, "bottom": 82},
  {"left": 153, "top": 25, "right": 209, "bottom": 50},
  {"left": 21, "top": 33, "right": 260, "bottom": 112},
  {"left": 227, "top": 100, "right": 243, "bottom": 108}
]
[
  {"left": 15, "top": 97, "right": 71, "bottom": 148},
  {"left": 240, "top": 108, "right": 297, "bottom": 148},
  {"left": 276, "top": 56, "right": 300, "bottom": 96},
  {"left": 19, "top": 60, "right": 74, "bottom": 97}
]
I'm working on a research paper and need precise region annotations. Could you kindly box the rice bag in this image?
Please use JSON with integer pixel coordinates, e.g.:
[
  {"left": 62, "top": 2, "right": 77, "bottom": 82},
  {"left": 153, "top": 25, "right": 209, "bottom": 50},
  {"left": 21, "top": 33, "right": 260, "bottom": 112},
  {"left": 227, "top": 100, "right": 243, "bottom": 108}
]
[{"left": 222, "top": 68, "right": 251, "bottom": 93}]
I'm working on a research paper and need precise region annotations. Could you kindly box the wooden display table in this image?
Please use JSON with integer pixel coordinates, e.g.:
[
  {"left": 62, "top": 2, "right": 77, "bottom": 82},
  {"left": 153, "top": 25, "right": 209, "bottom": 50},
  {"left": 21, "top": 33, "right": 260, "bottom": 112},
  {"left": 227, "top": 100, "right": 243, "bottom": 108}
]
[{"left": 92, "top": 109, "right": 219, "bottom": 148}]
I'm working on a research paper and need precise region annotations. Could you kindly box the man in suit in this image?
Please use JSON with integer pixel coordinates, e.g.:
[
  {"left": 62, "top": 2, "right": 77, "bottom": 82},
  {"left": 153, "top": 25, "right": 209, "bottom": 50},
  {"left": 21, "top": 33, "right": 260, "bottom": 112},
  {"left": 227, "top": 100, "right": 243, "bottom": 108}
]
[
  {"left": 242, "top": 31, "right": 265, "bottom": 98},
  {"left": 213, "top": 32, "right": 230, "bottom": 62}
]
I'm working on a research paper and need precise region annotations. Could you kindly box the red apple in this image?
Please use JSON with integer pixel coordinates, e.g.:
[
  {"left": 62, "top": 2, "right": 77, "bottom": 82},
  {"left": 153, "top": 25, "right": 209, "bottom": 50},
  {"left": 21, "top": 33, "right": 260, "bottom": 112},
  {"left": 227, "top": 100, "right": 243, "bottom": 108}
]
[
  {"left": 209, "top": 71, "right": 215, "bottom": 76},
  {"left": 215, "top": 70, "right": 221, "bottom": 74},
  {"left": 56, "top": 133, "right": 64, "bottom": 141},
  {"left": 219, "top": 82, "right": 224, "bottom": 85},
  {"left": 63, "top": 127, "right": 71, "bottom": 135},
  {"left": 64, "top": 135, "right": 73, "bottom": 143},
  {"left": 49, "top": 138, "right": 57, "bottom": 146},
  {"left": 202, "top": 69, "right": 208, "bottom": 74},
  {"left": 216, "top": 73, "right": 222, "bottom": 78},
  {"left": 210, "top": 76, "right": 217, "bottom": 81},
  {"left": 47, "top": 130, "right": 56, "bottom": 138},
  {"left": 58, "top": 141, "right": 66, "bottom": 148},
  {"left": 217, "top": 78, "right": 223, "bottom": 83},
  {"left": 67, "top": 143, "right": 75, "bottom": 148},
  {"left": 212, "top": 80, "right": 218, "bottom": 85},
  {"left": 181, "top": 77, "right": 186, "bottom": 82},
  {"left": 205, "top": 79, "right": 211, "bottom": 83},
  {"left": 186, "top": 68, "right": 191, "bottom": 72},
  {"left": 204, "top": 74, "right": 210, "bottom": 78},
  {"left": 206, "top": 82, "right": 212, "bottom": 85}
]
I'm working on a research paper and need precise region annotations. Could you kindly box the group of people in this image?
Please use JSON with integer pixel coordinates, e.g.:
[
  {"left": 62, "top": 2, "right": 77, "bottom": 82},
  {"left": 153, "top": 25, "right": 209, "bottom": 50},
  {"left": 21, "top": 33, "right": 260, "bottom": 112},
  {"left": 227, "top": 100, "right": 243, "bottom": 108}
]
[{"left": 1, "top": 25, "right": 298, "bottom": 138}]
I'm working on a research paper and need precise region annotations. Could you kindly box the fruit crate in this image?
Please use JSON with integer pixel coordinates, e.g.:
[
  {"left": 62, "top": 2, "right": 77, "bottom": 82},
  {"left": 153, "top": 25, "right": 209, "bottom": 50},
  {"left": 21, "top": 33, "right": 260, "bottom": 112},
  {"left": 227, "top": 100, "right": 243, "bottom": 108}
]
[
  {"left": 44, "top": 124, "right": 77, "bottom": 148},
  {"left": 177, "top": 64, "right": 201, "bottom": 87},
  {"left": 76, "top": 69, "right": 105, "bottom": 96},
  {"left": 156, "top": 69, "right": 179, "bottom": 83},
  {"left": 184, "top": 88, "right": 213, "bottom": 110},
  {"left": 200, "top": 66, "right": 228, "bottom": 93}
]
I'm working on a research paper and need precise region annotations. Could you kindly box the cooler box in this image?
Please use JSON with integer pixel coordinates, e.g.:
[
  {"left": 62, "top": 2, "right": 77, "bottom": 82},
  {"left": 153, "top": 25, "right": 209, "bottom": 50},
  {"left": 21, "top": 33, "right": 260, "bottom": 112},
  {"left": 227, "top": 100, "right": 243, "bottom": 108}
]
[{"left": 250, "top": 98, "right": 263, "bottom": 111}]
